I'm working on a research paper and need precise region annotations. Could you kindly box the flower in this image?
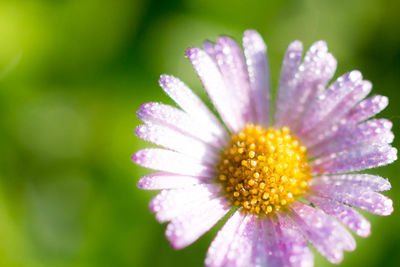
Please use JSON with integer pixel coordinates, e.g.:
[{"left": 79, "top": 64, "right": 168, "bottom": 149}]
[{"left": 133, "top": 29, "right": 397, "bottom": 266}]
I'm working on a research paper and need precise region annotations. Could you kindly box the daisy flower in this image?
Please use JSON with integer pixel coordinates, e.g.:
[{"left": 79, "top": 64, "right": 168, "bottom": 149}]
[{"left": 133, "top": 29, "right": 397, "bottom": 266}]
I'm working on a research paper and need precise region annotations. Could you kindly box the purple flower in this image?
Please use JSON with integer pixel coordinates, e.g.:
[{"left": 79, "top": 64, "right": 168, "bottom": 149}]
[{"left": 133, "top": 29, "right": 397, "bottom": 266}]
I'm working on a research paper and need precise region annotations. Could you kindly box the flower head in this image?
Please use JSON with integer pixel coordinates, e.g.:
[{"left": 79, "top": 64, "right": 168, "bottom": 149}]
[{"left": 133, "top": 29, "right": 397, "bottom": 266}]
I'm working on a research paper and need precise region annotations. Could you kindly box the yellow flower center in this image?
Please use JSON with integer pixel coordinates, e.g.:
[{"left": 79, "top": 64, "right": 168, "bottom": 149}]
[{"left": 217, "top": 124, "right": 312, "bottom": 215}]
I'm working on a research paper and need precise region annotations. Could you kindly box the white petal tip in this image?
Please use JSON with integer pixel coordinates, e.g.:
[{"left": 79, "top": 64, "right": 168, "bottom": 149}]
[
  {"left": 185, "top": 47, "right": 200, "bottom": 59},
  {"left": 136, "top": 178, "right": 145, "bottom": 189},
  {"left": 243, "top": 29, "right": 266, "bottom": 51},
  {"left": 381, "top": 198, "right": 394, "bottom": 216},
  {"left": 310, "top": 40, "right": 328, "bottom": 52},
  {"left": 158, "top": 74, "right": 171, "bottom": 85}
]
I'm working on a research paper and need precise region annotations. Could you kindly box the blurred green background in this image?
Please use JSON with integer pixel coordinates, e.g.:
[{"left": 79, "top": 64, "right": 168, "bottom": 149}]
[{"left": 0, "top": 0, "right": 399, "bottom": 266}]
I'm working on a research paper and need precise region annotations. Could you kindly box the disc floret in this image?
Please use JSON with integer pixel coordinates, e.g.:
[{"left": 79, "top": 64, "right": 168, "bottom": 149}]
[{"left": 217, "top": 124, "right": 312, "bottom": 215}]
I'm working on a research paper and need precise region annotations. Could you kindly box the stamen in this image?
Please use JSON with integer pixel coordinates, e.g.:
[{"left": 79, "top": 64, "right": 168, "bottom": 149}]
[{"left": 217, "top": 124, "right": 312, "bottom": 215}]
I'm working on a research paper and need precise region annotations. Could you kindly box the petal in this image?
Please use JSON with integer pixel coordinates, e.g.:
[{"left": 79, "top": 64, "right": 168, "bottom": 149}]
[
  {"left": 309, "top": 119, "right": 394, "bottom": 157},
  {"left": 311, "top": 143, "right": 397, "bottom": 174},
  {"left": 214, "top": 36, "right": 254, "bottom": 125},
  {"left": 165, "top": 196, "right": 230, "bottom": 249},
  {"left": 205, "top": 210, "right": 245, "bottom": 267},
  {"left": 289, "top": 201, "right": 355, "bottom": 264},
  {"left": 132, "top": 148, "right": 216, "bottom": 177},
  {"left": 135, "top": 124, "right": 219, "bottom": 164},
  {"left": 298, "top": 71, "right": 366, "bottom": 136},
  {"left": 276, "top": 216, "right": 314, "bottom": 267},
  {"left": 137, "top": 102, "right": 222, "bottom": 147},
  {"left": 275, "top": 41, "right": 303, "bottom": 126},
  {"left": 305, "top": 194, "right": 371, "bottom": 237},
  {"left": 309, "top": 174, "right": 391, "bottom": 192},
  {"left": 279, "top": 41, "right": 337, "bottom": 128},
  {"left": 263, "top": 215, "right": 313, "bottom": 267},
  {"left": 309, "top": 182, "right": 393, "bottom": 216},
  {"left": 186, "top": 47, "right": 241, "bottom": 132},
  {"left": 221, "top": 214, "right": 259, "bottom": 267},
  {"left": 303, "top": 80, "right": 371, "bottom": 146},
  {"left": 137, "top": 172, "right": 211, "bottom": 190},
  {"left": 203, "top": 41, "right": 217, "bottom": 61},
  {"left": 158, "top": 74, "right": 228, "bottom": 144},
  {"left": 302, "top": 80, "right": 371, "bottom": 146},
  {"left": 346, "top": 94, "right": 388, "bottom": 125},
  {"left": 304, "top": 95, "right": 388, "bottom": 147},
  {"left": 243, "top": 29, "right": 271, "bottom": 125},
  {"left": 249, "top": 219, "right": 268, "bottom": 267},
  {"left": 262, "top": 216, "right": 286, "bottom": 267},
  {"left": 149, "top": 184, "right": 221, "bottom": 222}
]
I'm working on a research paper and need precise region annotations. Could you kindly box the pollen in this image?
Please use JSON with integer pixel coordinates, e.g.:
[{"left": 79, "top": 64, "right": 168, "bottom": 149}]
[{"left": 217, "top": 124, "right": 312, "bottom": 216}]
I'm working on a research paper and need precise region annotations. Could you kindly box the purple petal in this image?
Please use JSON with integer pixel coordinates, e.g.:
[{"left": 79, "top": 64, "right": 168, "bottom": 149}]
[
  {"left": 275, "top": 41, "right": 303, "bottom": 127},
  {"left": 309, "top": 119, "right": 393, "bottom": 157},
  {"left": 137, "top": 172, "right": 211, "bottom": 190},
  {"left": 158, "top": 74, "right": 228, "bottom": 144},
  {"left": 305, "top": 194, "right": 371, "bottom": 237},
  {"left": 214, "top": 36, "right": 254, "bottom": 125},
  {"left": 311, "top": 143, "right": 397, "bottom": 174},
  {"left": 165, "top": 196, "right": 230, "bottom": 249},
  {"left": 275, "top": 215, "right": 314, "bottom": 267},
  {"left": 303, "top": 80, "right": 371, "bottom": 147},
  {"left": 346, "top": 95, "right": 388, "bottom": 125},
  {"left": 262, "top": 216, "right": 286, "bottom": 267},
  {"left": 137, "top": 102, "right": 222, "bottom": 147},
  {"left": 205, "top": 210, "right": 245, "bottom": 267},
  {"left": 203, "top": 41, "right": 217, "bottom": 61},
  {"left": 309, "top": 174, "right": 391, "bottom": 192},
  {"left": 263, "top": 215, "right": 313, "bottom": 267},
  {"left": 150, "top": 184, "right": 221, "bottom": 222},
  {"left": 132, "top": 148, "right": 216, "bottom": 177},
  {"left": 309, "top": 182, "right": 393, "bottom": 216},
  {"left": 243, "top": 29, "right": 270, "bottom": 125},
  {"left": 304, "top": 94, "right": 388, "bottom": 147},
  {"left": 221, "top": 214, "right": 259, "bottom": 267},
  {"left": 186, "top": 47, "right": 241, "bottom": 132},
  {"left": 249, "top": 219, "right": 268, "bottom": 267},
  {"left": 280, "top": 41, "right": 337, "bottom": 128},
  {"left": 289, "top": 201, "right": 355, "bottom": 264},
  {"left": 304, "top": 80, "right": 371, "bottom": 146},
  {"left": 135, "top": 124, "right": 218, "bottom": 164},
  {"left": 298, "top": 71, "right": 365, "bottom": 136}
]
